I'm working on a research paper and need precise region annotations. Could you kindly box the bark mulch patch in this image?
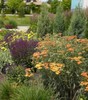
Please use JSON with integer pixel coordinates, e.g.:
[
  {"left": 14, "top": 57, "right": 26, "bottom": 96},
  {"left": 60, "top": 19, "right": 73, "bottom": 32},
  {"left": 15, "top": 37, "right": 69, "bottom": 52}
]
[{"left": 0, "top": 74, "right": 5, "bottom": 83}]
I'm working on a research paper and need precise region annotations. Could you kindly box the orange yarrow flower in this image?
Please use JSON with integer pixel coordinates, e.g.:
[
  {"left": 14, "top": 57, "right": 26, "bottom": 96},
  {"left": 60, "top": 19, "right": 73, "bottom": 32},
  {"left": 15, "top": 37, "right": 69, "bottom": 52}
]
[
  {"left": 68, "top": 48, "right": 74, "bottom": 52},
  {"left": 81, "top": 72, "right": 88, "bottom": 78},
  {"left": 44, "top": 62, "right": 49, "bottom": 69},
  {"left": 66, "top": 36, "right": 77, "bottom": 41},
  {"left": 80, "top": 81, "right": 88, "bottom": 86},
  {"left": 66, "top": 44, "right": 71, "bottom": 48},
  {"left": 77, "top": 61, "right": 82, "bottom": 65},
  {"left": 85, "top": 86, "right": 88, "bottom": 91},
  {"left": 33, "top": 52, "right": 40, "bottom": 59},
  {"left": 40, "top": 50, "right": 48, "bottom": 56},
  {"left": 25, "top": 68, "right": 33, "bottom": 77}
]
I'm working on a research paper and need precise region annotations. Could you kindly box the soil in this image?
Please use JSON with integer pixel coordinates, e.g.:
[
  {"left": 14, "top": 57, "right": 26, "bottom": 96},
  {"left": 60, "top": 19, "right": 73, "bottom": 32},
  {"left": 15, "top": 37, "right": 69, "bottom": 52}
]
[{"left": 0, "top": 74, "right": 5, "bottom": 83}]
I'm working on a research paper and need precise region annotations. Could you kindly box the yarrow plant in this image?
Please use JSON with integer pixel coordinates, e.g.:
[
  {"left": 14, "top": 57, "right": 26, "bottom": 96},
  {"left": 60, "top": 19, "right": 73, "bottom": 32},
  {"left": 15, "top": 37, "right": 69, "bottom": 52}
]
[
  {"left": 81, "top": 72, "right": 88, "bottom": 91},
  {"left": 33, "top": 34, "right": 88, "bottom": 99}
]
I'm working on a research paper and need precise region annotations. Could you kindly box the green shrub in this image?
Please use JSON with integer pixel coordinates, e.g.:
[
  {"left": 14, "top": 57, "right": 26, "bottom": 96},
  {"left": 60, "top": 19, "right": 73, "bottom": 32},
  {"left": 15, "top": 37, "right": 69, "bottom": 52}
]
[
  {"left": 18, "top": 2, "right": 26, "bottom": 17},
  {"left": 25, "top": 5, "right": 40, "bottom": 14},
  {"left": 1, "top": 9, "right": 6, "bottom": 18},
  {"left": 7, "top": 0, "right": 23, "bottom": 14},
  {"left": 0, "top": 29, "right": 9, "bottom": 40},
  {"left": 0, "top": 80, "right": 15, "bottom": 100},
  {"left": 34, "top": 5, "right": 41, "bottom": 14},
  {"left": 8, "top": 20, "right": 17, "bottom": 28},
  {"left": 0, "top": 48, "right": 13, "bottom": 73},
  {"left": 53, "top": 5, "right": 65, "bottom": 34},
  {"left": 25, "top": 5, "right": 30, "bottom": 14},
  {"left": 67, "top": 7, "right": 86, "bottom": 38},
  {"left": 0, "top": 20, "right": 4, "bottom": 28},
  {"left": 4, "top": 20, "right": 17, "bottom": 29},
  {"left": 29, "top": 3, "right": 37, "bottom": 14},
  {"left": 4, "top": 7, "right": 12, "bottom": 14},
  {"left": 7, "top": 66, "right": 29, "bottom": 85}
]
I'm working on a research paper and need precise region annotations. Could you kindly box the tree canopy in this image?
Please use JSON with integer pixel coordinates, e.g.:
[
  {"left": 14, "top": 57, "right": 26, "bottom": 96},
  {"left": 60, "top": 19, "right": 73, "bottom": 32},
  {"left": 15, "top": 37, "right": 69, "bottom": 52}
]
[{"left": 7, "top": 0, "right": 23, "bottom": 12}]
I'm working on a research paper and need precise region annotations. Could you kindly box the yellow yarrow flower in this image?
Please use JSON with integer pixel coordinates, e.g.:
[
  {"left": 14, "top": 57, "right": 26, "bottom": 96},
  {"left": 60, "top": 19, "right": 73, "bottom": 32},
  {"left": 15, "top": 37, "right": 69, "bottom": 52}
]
[
  {"left": 35, "top": 63, "right": 43, "bottom": 69},
  {"left": 55, "top": 71, "right": 60, "bottom": 75}
]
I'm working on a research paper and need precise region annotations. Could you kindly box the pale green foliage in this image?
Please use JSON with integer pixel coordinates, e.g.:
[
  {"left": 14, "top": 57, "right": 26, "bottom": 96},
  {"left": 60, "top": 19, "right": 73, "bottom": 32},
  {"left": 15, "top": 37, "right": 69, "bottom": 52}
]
[
  {"left": 18, "top": 2, "right": 26, "bottom": 17},
  {"left": 7, "top": 0, "right": 23, "bottom": 12},
  {"left": 7, "top": 66, "right": 29, "bottom": 85},
  {"left": 37, "top": 3, "right": 51, "bottom": 38},
  {"left": 53, "top": 5, "right": 65, "bottom": 34},
  {"left": 67, "top": 7, "right": 86, "bottom": 37},
  {"left": 0, "top": 49, "right": 13, "bottom": 72},
  {"left": 61, "top": 0, "right": 71, "bottom": 11}
]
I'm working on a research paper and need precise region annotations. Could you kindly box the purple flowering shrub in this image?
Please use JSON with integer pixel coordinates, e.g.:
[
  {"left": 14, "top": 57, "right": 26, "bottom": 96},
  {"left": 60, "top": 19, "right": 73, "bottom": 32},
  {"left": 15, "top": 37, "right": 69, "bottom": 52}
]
[
  {"left": 4, "top": 31, "right": 37, "bottom": 68},
  {"left": 9, "top": 39, "right": 38, "bottom": 67}
]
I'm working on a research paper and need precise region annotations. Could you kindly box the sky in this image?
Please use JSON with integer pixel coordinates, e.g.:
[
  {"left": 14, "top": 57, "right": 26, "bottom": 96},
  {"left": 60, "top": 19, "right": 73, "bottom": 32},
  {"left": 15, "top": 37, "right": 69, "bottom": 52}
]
[{"left": 41, "top": 0, "right": 48, "bottom": 2}]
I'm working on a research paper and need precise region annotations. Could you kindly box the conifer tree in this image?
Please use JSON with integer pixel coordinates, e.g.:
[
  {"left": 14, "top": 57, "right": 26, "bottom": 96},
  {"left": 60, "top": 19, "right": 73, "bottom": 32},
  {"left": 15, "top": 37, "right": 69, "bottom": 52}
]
[
  {"left": 84, "top": 19, "right": 88, "bottom": 38},
  {"left": 53, "top": 5, "right": 65, "bottom": 34},
  {"left": 37, "top": 3, "right": 51, "bottom": 38},
  {"left": 67, "top": 7, "right": 86, "bottom": 38},
  {"left": 50, "top": 0, "right": 59, "bottom": 14}
]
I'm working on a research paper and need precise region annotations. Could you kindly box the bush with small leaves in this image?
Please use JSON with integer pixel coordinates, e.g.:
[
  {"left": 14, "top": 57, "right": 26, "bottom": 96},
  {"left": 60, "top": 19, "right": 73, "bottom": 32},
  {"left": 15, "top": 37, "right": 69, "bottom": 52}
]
[
  {"left": 53, "top": 5, "right": 65, "bottom": 34},
  {"left": 7, "top": 66, "right": 29, "bottom": 85},
  {"left": 67, "top": 7, "right": 86, "bottom": 38},
  {"left": 37, "top": 3, "right": 51, "bottom": 37}
]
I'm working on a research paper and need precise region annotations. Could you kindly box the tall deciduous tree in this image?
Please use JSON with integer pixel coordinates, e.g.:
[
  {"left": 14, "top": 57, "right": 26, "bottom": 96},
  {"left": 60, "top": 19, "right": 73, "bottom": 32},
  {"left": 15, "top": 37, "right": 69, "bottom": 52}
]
[
  {"left": 61, "top": 0, "right": 71, "bottom": 11},
  {"left": 50, "top": 0, "right": 60, "bottom": 14},
  {"left": 1, "top": 0, "right": 5, "bottom": 17},
  {"left": 1, "top": 0, "right": 4, "bottom": 9},
  {"left": 18, "top": 2, "right": 26, "bottom": 17},
  {"left": 7, "top": 0, "right": 23, "bottom": 13}
]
